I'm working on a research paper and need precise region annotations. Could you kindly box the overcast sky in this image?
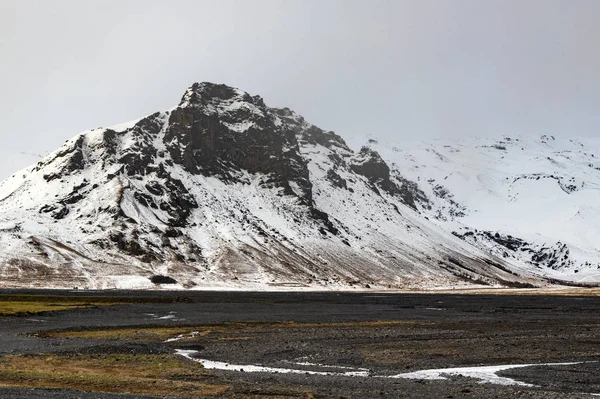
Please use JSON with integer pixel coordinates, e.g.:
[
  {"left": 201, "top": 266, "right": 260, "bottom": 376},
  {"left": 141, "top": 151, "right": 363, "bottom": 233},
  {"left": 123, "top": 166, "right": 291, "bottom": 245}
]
[{"left": 1, "top": 0, "right": 599, "bottom": 179}]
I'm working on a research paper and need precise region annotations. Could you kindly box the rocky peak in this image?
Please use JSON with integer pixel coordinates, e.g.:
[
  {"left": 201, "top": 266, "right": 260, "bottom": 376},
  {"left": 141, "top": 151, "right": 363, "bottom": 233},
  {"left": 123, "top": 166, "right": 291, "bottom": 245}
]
[
  {"left": 181, "top": 82, "right": 237, "bottom": 103},
  {"left": 273, "top": 108, "right": 349, "bottom": 151},
  {"left": 350, "top": 147, "right": 395, "bottom": 190},
  {"left": 179, "top": 82, "right": 266, "bottom": 111},
  {"left": 273, "top": 107, "right": 306, "bottom": 126},
  {"left": 166, "top": 83, "right": 315, "bottom": 207}
]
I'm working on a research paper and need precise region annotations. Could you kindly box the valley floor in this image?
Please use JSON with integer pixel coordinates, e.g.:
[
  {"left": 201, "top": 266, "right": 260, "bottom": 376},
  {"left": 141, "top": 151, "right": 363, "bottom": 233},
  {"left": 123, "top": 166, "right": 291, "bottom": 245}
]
[{"left": 0, "top": 290, "right": 599, "bottom": 398}]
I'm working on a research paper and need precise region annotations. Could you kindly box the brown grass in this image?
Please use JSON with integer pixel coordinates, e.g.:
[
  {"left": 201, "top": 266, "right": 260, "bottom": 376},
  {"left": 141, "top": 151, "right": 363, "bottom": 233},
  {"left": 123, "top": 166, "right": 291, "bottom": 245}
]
[
  {"left": 0, "top": 352, "right": 317, "bottom": 398},
  {"left": 39, "top": 320, "right": 422, "bottom": 342},
  {"left": 0, "top": 301, "right": 108, "bottom": 317},
  {"left": 0, "top": 353, "right": 227, "bottom": 398}
]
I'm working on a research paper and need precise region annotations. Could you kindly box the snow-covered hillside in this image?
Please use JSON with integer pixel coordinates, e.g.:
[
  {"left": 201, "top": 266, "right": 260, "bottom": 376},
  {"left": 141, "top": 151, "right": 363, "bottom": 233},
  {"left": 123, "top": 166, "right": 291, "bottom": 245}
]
[
  {"left": 353, "top": 134, "right": 600, "bottom": 285},
  {"left": 0, "top": 82, "right": 597, "bottom": 289}
]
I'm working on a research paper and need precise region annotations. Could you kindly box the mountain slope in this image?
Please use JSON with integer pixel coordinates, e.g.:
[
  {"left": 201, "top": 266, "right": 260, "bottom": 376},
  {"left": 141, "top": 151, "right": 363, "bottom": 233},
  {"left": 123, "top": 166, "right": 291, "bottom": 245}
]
[
  {"left": 354, "top": 134, "right": 600, "bottom": 286},
  {"left": 0, "top": 83, "right": 595, "bottom": 289}
]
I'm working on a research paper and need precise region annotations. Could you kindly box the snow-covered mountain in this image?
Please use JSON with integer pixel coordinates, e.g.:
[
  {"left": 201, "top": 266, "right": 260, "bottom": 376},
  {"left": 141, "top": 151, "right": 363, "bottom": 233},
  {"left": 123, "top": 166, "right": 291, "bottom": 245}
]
[
  {"left": 354, "top": 134, "right": 600, "bottom": 285},
  {"left": 0, "top": 82, "right": 597, "bottom": 290}
]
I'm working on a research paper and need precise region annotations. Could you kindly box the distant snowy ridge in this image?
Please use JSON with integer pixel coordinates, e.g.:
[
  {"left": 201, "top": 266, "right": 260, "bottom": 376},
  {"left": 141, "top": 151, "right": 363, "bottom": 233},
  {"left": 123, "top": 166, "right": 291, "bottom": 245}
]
[
  {"left": 352, "top": 134, "right": 600, "bottom": 286},
  {"left": 0, "top": 82, "right": 597, "bottom": 289}
]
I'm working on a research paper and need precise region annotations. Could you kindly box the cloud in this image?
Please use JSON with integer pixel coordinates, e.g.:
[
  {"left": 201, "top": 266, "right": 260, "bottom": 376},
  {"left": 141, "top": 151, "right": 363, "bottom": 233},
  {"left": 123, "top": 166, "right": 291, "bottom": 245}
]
[{"left": 1, "top": 0, "right": 599, "bottom": 178}]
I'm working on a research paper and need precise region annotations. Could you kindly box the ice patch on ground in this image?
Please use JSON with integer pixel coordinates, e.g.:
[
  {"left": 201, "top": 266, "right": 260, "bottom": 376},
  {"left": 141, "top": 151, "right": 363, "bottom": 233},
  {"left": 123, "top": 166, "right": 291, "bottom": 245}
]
[
  {"left": 176, "top": 350, "right": 594, "bottom": 390},
  {"left": 390, "top": 362, "right": 585, "bottom": 386},
  {"left": 176, "top": 350, "right": 370, "bottom": 377},
  {"left": 164, "top": 331, "right": 200, "bottom": 343}
]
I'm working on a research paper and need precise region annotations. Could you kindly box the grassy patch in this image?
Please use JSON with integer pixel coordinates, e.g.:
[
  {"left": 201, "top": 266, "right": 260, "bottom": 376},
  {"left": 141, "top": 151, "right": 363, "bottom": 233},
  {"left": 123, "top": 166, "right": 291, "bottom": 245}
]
[
  {"left": 0, "top": 353, "right": 317, "bottom": 398},
  {"left": 0, "top": 294, "right": 147, "bottom": 317},
  {"left": 0, "top": 301, "right": 107, "bottom": 317},
  {"left": 0, "top": 293, "right": 196, "bottom": 317},
  {"left": 0, "top": 353, "right": 227, "bottom": 397},
  {"left": 0, "top": 294, "right": 191, "bottom": 305},
  {"left": 38, "top": 326, "right": 210, "bottom": 341},
  {"left": 39, "top": 320, "right": 421, "bottom": 342}
]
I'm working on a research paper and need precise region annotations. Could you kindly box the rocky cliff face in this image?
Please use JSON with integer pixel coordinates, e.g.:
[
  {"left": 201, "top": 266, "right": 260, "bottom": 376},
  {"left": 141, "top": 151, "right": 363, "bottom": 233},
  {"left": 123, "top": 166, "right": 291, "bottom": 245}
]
[{"left": 0, "top": 82, "right": 593, "bottom": 289}]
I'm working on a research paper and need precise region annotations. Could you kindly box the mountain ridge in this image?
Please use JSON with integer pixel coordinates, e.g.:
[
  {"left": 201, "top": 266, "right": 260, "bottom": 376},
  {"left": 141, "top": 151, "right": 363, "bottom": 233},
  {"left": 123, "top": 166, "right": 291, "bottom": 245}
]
[{"left": 0, "top": 82, "right": 597, "bottom": 290}]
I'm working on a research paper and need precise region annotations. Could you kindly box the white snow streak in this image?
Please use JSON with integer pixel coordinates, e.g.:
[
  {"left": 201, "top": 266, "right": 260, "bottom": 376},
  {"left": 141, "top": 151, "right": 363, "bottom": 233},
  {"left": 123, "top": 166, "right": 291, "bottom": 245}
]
[
  {"left": 390, "top": 362, "right": 582, "bottom": 386},
  {"left": 176, "top": 350, "right": 370, "bottom": 377},
  {"left": 176, "top": 350, "right": 593, "bottom": 389}
]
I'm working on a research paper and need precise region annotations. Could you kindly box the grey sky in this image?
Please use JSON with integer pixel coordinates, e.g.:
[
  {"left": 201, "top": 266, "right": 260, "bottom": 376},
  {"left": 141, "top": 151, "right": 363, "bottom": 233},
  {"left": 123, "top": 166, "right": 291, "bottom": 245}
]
[{"left": 1, "top": 0, "right": 599, "bottom": 179}]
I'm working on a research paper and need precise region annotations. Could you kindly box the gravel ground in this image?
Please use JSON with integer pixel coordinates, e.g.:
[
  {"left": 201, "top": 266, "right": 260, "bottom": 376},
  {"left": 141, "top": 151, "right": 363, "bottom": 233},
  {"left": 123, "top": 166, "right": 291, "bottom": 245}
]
[{"left": 1, "top": 290, "right": 599, "bottom": 398}]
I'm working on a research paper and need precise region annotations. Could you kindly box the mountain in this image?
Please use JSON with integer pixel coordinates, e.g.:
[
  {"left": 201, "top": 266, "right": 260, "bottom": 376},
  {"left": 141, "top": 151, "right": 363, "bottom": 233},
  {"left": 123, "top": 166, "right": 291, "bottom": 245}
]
[
  {"left": 0, "top": 82, "right": 597, "bottom": 290},
  {"left": 354, "top": 134, "right": 600, "bottom": 286}
]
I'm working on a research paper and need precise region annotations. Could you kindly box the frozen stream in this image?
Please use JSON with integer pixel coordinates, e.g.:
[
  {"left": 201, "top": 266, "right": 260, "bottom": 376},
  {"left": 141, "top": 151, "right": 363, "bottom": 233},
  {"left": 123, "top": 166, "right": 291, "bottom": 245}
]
[{"left": 176, "top": 349, "right": 594, "bottom": 389}]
